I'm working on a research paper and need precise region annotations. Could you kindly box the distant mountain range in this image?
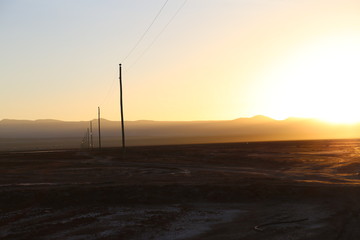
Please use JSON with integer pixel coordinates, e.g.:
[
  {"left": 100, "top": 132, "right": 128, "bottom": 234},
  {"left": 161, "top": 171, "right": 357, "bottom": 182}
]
[{"left": 1, "top": 116, "right": 360, "bottom": 150}]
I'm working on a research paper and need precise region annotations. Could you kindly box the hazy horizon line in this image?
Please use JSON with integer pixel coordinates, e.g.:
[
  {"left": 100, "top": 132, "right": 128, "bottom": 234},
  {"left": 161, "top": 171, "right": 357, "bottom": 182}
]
[{"left": 0, "top": 115, "right": 347, "bottom": 123}]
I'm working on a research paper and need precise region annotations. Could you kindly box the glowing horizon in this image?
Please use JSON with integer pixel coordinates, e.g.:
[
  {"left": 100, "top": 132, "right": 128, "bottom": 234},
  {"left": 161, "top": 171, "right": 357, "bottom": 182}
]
[
  {"left": 3, "top": 114, "right": 360, "bottom": 126},
  {"left": 2, "top": 0, "right": 360, "bottom": 124}
]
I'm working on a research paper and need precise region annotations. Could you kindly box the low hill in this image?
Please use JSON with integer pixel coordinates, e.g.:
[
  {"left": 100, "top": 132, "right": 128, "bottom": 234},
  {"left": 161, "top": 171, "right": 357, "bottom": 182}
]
[{"left": 1, "top": 116, "right": 360, "bottom": 150}]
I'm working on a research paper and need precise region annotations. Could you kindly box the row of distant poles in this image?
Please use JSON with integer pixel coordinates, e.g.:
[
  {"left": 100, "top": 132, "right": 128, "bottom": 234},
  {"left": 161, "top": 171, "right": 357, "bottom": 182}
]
[
  {"left": 80, "top": 107, "right": 102, "bottom": 150},
  {"left": 81, "top": 64, "right": 126, "bottom": 152}
]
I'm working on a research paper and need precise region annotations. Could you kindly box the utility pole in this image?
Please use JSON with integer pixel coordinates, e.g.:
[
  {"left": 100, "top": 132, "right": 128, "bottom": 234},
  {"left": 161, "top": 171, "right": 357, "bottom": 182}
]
[
  {"left": 81, "top": 133, "right": 86, "bottom": 149},
  {"left": 90, "top": 121, "right": 93, "bottom": 149},
  {"left": 98, "top": 106, "right": 102, "bottom": 150},
  {"left": 119, "top": 64, "right": 126, "bottom": 152},
  {"left": 87, "top": 128, "right": 90, "bottom": 149}
]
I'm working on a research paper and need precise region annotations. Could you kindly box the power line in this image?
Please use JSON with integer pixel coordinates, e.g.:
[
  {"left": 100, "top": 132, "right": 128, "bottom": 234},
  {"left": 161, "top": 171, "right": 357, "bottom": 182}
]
[
  {"left": 98, "top": 0, "right": 171, "bottom": 108},
  {"left": 98, "top": 0, "right": 187, "bottom": 113},
  {"left": 128, "top": 0, "right": 188, "bottom": 71},
  {"left": 122, "top": 0, "right": 170, "bottom": 62},
  {"left": 99, "top": 76, "right": 117, "bottom": 107}
]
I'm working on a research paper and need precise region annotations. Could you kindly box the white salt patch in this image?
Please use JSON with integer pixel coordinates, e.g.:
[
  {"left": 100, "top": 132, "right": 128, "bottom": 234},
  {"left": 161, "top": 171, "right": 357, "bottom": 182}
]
[{"left": 154, "top": 209, "right": 245, "bottom": 240}]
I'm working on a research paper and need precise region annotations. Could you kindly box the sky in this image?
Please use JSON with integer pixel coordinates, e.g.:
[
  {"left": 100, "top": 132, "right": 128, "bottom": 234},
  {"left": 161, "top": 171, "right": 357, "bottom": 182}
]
[{"left": 2, "top": 0, "right": 360, "bottom": 123}]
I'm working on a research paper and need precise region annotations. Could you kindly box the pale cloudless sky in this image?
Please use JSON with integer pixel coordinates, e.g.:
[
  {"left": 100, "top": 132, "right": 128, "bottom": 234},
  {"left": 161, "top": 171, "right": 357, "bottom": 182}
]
[{"left": 2, "top": 0, "right": 360, "bottom": 122}]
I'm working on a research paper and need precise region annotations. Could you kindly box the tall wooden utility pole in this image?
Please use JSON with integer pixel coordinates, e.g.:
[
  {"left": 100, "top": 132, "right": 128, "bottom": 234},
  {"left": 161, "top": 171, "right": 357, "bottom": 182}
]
[
  {"left": 98, "top": 107, "right": 102, "bottom": 150},
  {"left": 90, "top": 121, "right": 93, "bottom": 149},
  {"left": 87, "top": 128, "right": 90, "bottom": 149},
  {"left": 119, "top": 64, "right": 126, "bottom": 152}
]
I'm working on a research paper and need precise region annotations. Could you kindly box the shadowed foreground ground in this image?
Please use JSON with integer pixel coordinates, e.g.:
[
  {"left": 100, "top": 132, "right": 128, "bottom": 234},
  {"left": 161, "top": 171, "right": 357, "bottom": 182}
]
[{"left": 1, "top": 139, "right": 360, "bottom": 239}]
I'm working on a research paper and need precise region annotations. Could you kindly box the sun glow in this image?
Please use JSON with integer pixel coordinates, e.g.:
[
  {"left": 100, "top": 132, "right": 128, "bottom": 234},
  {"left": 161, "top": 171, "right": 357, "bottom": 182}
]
[{"left": 258, "top": 34, "right": 360, "bottom": 124}]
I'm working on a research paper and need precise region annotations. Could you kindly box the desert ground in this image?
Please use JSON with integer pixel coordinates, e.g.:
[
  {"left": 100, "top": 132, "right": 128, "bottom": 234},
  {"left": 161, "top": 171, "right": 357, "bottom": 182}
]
[{"left": 1, "top": 139, "right": 360, "bottom": 239}]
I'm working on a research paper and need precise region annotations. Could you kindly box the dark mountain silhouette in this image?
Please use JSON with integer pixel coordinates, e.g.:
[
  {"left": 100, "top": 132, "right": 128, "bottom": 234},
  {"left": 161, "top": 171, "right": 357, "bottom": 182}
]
[
  {"left": 232, "top": 115, "right": 274, "bottom": 123},
  {"left": 1, "top": 116, "right": 360, "bottom": 150}
]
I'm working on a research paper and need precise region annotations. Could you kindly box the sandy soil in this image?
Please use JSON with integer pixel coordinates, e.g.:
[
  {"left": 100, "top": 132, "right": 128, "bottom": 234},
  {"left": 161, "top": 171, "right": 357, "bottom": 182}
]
[{"left": 1, "top": 139, "right": 360, "bottom": 239}]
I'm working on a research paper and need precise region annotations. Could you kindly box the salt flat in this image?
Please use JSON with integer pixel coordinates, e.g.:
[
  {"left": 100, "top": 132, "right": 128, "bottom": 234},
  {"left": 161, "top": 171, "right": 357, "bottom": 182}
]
[{"left": 1, "top": 139, "right": 360, "bottom": 239}]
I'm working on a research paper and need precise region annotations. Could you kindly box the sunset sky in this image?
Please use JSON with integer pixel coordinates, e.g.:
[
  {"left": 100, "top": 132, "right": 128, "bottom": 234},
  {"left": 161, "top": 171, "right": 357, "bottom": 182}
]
[{"left": 2, "top": 0, "right": 360, "bottom": 123}]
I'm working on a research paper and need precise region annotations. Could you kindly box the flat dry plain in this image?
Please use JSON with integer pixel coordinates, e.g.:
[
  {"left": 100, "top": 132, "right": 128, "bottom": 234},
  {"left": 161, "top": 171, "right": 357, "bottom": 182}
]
[{"left": 1, "top": 139, "right": 360, "bottom": 239}]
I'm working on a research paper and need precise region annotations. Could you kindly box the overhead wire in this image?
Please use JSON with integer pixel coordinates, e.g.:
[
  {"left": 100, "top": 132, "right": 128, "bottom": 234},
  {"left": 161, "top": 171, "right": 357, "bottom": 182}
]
[
  {"left": 98, "top": 76, "right": 117, "bottom": 107},
  {"left": 127, "top": 0, "right": 188, "bottom": 71},
  {"left": 98, "top": 0, "right": 171, "bottom": 108},
  {"left": 97, "top": 0, "right": 188, "bottom": 119},
  {"left": 122, "top": 0, "right": 170, "bottom": 62}
]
